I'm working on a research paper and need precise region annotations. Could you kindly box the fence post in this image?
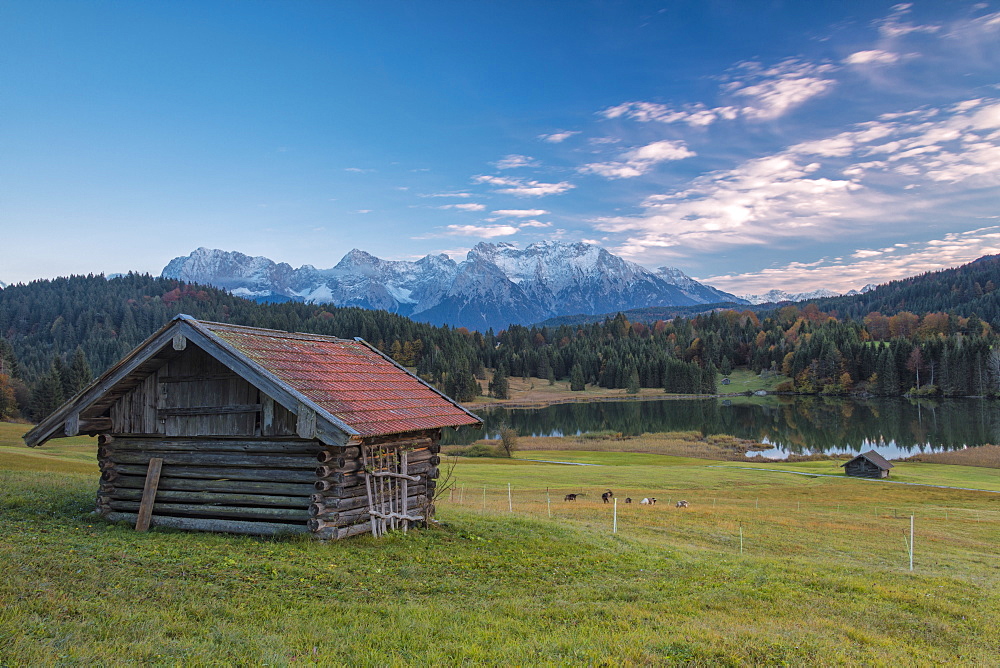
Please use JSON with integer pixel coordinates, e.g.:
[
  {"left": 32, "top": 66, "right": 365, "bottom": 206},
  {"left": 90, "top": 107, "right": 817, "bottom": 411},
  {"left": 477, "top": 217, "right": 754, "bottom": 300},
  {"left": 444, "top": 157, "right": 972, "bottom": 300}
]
[
  {"left": 910, "top": 515, "right": 914, "bottom": 571},
  {"left": 613, "top": 498, "right": 618, "bottom": 534}
]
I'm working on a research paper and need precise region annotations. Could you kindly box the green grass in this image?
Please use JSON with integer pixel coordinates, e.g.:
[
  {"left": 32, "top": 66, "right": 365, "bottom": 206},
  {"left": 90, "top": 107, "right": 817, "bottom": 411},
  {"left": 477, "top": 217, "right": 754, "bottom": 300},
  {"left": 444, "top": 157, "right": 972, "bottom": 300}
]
[
  {"left": 1, "top": 422, "right": 999, "bottom": 664},
  {"left": 718, "top": 368, "right": 785, "bottom": 393}
]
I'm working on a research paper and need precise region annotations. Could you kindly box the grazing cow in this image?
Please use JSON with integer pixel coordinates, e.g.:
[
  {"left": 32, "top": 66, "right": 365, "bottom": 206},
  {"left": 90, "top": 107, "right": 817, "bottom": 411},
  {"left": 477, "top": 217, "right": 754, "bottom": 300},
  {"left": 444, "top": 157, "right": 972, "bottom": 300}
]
[
  {"left": 640, "top": 498, "right": 650, "bottom": 505},
  {"left": 564, "top": 493, "right": 579, "bottom": 502},
  {"left": 625, "top": 497, "right": 632, "bottom": 504},
  {"left": 601, "top": 489, "right": 614, "bottom": 504},
  {"left": 676, "top": 500, "right": 689, "bottom": 508},
  {"left": 650, "top": 497, "right": 657, "bottom": 505}
]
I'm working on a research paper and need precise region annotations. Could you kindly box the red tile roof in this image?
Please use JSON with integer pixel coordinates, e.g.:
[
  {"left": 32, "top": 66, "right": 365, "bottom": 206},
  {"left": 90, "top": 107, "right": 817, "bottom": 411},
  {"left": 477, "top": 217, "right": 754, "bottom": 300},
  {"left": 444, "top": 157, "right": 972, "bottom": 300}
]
[{"left": 202, "top": 322, "right": 481, "bottom": 437}]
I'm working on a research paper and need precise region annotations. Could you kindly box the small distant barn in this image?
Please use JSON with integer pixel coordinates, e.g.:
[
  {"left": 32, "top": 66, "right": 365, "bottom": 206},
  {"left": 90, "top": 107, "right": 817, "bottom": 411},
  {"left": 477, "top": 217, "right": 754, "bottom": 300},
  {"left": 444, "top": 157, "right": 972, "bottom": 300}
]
[
  {"left": 721, "top": 378, "right": 731, "bottom": 386},
  {"left": 841, "top": 450, "right": 894, "bottom": 479},
  {"left": 24, "top": 315, "right": 481, "bottom": 539}
]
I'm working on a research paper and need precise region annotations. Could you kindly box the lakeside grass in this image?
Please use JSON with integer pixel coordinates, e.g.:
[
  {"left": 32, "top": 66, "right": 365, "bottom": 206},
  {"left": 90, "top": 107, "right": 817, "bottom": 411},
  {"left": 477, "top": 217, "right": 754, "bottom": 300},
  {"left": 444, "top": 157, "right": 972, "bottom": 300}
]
[
  {"left": 465, "top": 368, "right": 785, "bottom": 409},
  {"left": 1, "top": 422, "right": 999, "bottom": 664}
]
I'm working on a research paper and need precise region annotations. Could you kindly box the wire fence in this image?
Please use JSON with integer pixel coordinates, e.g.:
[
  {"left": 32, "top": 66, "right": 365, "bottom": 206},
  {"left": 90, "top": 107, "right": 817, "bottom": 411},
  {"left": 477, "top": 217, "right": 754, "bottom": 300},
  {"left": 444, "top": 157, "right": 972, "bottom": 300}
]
[{"left": 442, "top": 484, "right": 1000, "bottom": 573}]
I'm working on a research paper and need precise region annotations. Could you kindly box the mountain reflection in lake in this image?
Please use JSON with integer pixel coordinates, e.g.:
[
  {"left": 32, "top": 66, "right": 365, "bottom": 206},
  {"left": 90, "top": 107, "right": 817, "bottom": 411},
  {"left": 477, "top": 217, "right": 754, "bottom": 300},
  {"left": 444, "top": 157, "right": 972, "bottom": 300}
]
[{"left": 446, "top": 396, "right": 1000, "bottom": 459}]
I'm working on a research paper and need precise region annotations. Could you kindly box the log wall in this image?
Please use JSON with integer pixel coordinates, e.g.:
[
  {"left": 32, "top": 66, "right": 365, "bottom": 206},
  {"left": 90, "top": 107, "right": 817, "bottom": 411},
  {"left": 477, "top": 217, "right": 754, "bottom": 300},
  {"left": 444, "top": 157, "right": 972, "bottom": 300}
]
[{"left": 96, "top": 433, "right": 443, "bottom": 539}]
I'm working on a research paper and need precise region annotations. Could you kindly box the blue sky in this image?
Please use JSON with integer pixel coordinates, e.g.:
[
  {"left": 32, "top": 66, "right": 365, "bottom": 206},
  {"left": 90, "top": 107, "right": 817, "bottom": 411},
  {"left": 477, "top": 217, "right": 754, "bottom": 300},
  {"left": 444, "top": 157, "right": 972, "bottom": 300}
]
[{"left": 3, "top": 1, "right": 1000, "bottom": 294}]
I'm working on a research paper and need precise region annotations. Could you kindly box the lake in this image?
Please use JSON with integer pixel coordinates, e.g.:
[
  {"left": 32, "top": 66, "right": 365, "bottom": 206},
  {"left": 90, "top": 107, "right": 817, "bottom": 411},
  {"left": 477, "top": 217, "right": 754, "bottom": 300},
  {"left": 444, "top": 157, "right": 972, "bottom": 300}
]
[{"left": 447, "top": 396, "right": 1000, "bottom": 459}]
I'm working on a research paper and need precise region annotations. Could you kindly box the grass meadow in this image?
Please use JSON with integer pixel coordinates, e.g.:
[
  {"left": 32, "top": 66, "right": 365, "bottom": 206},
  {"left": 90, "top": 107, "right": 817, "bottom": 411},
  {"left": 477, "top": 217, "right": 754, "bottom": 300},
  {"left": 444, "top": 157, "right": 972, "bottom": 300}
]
[{"left": 1, "top": 421, "right": 999, "bottom": 665}]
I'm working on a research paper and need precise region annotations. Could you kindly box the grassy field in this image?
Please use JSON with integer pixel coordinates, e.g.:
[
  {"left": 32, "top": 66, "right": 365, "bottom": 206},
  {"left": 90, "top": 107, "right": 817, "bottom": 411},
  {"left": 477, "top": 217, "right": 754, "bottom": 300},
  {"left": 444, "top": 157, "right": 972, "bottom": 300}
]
[{"left": 1, "top": 422, "right": 999, "bottom": 664}]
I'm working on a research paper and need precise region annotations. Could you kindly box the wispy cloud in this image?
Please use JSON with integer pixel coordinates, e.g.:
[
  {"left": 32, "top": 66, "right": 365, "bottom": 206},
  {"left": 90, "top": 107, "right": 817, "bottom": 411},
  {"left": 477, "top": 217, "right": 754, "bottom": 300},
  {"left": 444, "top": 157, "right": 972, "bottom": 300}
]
[
  {"left": 724, "top": 59, "right": 838, "bottom": 120},
  {"left": 439, "top": 203, "right": 487, "bottom": 211},
  {"left": 539, "top": 130, "right": 580, "bottom": 143},
  {"left": 601, "top": 101, "right": 737, "bottom": 127},
  {"left": 579, "top": 140, "right": 695, "bottom": 179},
  {"left": 602, "top": 59, "right": 835, "bottom": 127},
  {"left": 344, "top": 167, "right": 374, "bottom": 173},
  {"left": 843, "top": 49, "right": 900, "bottom": 66},
  {"left": 444, "top": 224, "right": 520, "bottom": 238},
  {"left": 874, "top": 3, "right": 940, "bottom": 38},
  {"left": 473, "top": 175, "right": 575, "bottom": 197},
  {"left": 494, "top": 154, "right": 539, "bottom": 169},
  {"left": 518, "top": 220, "right": 551, "bottom": 228},
  {"left": 492, "top": 209, "right": 549, "bottom": 217},
  {"left": 599, "top": 93, "right": 1000, "bottom": 268},
  {"left": 418, "top": 192, "right": 473, "bottom": 198},
  {"left": 702, "top": 227, "right": 1000, "bottom": 294}
]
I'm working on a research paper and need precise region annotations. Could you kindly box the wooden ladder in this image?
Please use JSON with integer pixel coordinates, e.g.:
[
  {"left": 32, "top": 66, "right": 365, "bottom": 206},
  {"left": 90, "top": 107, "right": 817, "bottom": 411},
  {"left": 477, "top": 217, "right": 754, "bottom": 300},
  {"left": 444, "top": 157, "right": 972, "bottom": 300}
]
[{"left": 362, "top": 444, "right": 424, "bottom": 537}]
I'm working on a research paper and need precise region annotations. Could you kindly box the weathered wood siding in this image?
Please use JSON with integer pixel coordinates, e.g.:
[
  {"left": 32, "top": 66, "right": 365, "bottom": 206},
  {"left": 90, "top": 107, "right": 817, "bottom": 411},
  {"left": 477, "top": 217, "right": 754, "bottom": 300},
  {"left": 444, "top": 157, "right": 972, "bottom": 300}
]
[
  {"left": 108, "top": 345, "right": 296, "bottom": 437},
  {"left": 844, "top": 458, "right": 888, "bottom": 478}
]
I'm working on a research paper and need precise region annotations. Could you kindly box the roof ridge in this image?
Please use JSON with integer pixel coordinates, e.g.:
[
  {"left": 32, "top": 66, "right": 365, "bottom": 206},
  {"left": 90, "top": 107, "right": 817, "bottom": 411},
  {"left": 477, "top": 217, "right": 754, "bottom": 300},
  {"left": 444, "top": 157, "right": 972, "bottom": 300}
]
[{"left": 183, "top": 316, "right": 353, "bottom": 343}]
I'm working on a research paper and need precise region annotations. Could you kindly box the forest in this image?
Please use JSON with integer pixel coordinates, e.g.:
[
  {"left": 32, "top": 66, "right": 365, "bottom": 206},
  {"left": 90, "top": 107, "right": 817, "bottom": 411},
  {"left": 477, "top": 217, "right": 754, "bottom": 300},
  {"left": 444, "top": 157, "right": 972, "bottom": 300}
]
[{"left": 2, "top": 253, "right": 1000, "bottom": 422}]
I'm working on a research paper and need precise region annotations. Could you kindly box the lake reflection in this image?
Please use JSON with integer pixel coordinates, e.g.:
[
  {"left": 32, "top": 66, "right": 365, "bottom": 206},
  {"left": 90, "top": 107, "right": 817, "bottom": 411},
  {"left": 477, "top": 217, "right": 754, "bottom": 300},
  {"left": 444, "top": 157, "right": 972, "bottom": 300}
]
[{"left": 448, "top": 396, "right": 1000, "bottom": 458}]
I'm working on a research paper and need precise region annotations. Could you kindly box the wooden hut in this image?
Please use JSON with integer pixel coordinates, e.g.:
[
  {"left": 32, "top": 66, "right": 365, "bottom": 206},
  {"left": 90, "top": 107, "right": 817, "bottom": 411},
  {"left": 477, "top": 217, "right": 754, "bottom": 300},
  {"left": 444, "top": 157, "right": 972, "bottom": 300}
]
[
  {"left": 841, "top": 450, "right": 893, "bottom": 479},
  {"left": 24, "top": 315, "right": 482, "bottom": 539}
]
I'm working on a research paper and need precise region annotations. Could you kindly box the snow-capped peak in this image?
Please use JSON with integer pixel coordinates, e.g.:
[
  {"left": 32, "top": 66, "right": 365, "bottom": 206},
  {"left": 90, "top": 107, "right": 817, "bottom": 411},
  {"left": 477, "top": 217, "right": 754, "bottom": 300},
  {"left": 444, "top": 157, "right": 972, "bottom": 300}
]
[
  {"left": 162, "top": 241, "right": 746, "bottom": 330},
  {"left": 738, "top": 286, "right": 868, "bottom": 305}
]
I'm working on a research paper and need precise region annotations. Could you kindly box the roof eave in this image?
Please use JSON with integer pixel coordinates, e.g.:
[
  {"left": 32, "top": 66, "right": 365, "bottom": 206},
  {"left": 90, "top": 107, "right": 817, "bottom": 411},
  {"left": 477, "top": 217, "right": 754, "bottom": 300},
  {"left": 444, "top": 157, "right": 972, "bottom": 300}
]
[{"left": 23, "top": 317, "right": 184, "bottom": 447}]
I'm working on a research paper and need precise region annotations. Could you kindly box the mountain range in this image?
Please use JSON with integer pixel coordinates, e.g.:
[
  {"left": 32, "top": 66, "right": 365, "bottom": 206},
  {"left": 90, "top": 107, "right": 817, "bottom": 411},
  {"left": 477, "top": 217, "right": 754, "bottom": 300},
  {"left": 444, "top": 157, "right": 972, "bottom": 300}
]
[
  {"left": 739, "top": 285, "right": 876, "bottom": 305},
  {"left": 161, "top": 242, "right": 745, "bottom": 331}
]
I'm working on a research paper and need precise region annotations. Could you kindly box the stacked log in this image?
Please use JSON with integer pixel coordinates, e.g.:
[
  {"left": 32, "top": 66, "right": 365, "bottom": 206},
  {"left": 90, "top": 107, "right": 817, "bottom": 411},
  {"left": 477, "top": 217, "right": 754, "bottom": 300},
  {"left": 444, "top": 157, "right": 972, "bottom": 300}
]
[
  {"left": 95, "top": 435, "right": 443, "bottom": 539},
  {"left": 309, "top": 441, "right": 441, "bottom": 539},
  {"left": 97, "top": 437, "right": 322, "bottom": 534}
]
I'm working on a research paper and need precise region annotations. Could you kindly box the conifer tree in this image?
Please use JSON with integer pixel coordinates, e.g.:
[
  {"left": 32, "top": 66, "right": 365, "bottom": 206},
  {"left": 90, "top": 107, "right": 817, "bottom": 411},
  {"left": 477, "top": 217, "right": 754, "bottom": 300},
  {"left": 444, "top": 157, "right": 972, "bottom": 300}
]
[{"left": 488, "top": 365, "right": 510, "bottom": 399}]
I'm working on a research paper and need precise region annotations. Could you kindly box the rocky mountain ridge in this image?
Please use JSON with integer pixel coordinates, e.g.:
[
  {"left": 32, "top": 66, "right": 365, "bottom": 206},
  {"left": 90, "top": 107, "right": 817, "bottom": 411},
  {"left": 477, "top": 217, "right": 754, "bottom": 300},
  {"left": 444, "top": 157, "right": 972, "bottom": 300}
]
[
  {"left": 161, "top": 242, "right": 745, "bottom": 331},
  {"left": 739, "top": 284, "right": 876, "bottom": 305}
]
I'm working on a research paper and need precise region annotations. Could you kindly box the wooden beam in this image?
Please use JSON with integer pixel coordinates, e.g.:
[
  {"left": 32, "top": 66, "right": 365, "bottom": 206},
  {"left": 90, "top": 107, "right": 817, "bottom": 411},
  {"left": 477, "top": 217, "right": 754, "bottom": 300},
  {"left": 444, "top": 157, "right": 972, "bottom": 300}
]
[
  {"left": 135, "top": 457, "right": 164, "bottom": 531},
  {"left": 157, "top": 404, "right": 261, "bottom": 417},
  {"left": 261, "top": 395, "right": 275, "bottom": 433},
  {"left": 64, "top": 412, "right": 79, "bottom": 437},
  {"left": 296, "top": 403, "right": 317, "bottom": 440},
  {"left": 105, "top": 513, "right": 308, "bottom": 536}
]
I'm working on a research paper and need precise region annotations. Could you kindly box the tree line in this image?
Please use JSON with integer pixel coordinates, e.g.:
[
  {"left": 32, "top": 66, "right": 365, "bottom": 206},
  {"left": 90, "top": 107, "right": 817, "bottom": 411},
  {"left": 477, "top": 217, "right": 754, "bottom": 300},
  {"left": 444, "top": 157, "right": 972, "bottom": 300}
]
[{"left": 3, "top": 266, "right": 1000, "bottom": 422}]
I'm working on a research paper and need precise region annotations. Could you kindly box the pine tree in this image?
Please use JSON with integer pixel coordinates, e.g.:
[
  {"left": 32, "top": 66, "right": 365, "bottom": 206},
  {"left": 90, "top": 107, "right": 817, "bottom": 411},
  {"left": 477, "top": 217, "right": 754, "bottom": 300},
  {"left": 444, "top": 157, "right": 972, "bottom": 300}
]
[
  {"left": 0, "top": 373, "right": 16, "bottom": 421},
  {"left": 570, "top": 364, "right": 586, "bottom": 391},
  {"left": 30, "top": 365, "right": 65, "bottom": 421},
  {"left": 69, "top": 347, "right": 92, "bottom": 395},
  {"left": 488, "top": 366, "right": 510, "bottom": 400},
  {"left": 626, "top": 366, "right": 640, "bottom": 394}
]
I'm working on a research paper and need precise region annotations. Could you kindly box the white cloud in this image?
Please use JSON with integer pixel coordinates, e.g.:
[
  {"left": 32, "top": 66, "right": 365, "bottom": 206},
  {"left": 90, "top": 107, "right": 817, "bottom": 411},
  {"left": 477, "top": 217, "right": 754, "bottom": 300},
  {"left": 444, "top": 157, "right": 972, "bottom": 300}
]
[
  {"left": 875, "top": 3, "right": 940, "bottom": 38},
  {"left": 844, "top": 49, "right": 900, "bottom": 65},
  {"left": 539, "top": 130, "right": 580, "bottom": 143},
  {"left": 597, "top": 152, "right": 871, "bottom": 257},
  {"left": 445, "top": 224, "right": 520, "bottom": 238},
  {"left": 579, "top": 140, "right": 695, "bottom": 179},
  {"left": 473, "top": 175, "right": 575, "bottom": 197},
  {"left": 344, "top": 167, "right": 374, "bottom": 173},
  {"left": 492, "top": 209, "right": 549, "bottom": 217},
  {"left": 727, "top": 59, "right": 838, "bottom": 120},
  {"left": 494, "top": 154, "right": 539, "bottom": 169},
  {"left": 439, "top": 203, "right": 486, "bottom": 211},
  {"left": 599, "top": 101, "right": 737, "bottom": 127},
  {"left": 603, "top": 59, "right": 836, "bottom": 127},
  {"left": 702, "top": 227, "right": 1000, "bottom": 294},
  {"left": 518, "top": 220, "right": 552, "bottom": 228},
  {"left": 419, "top": 192, "right": 472, "bottom": 198}
]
